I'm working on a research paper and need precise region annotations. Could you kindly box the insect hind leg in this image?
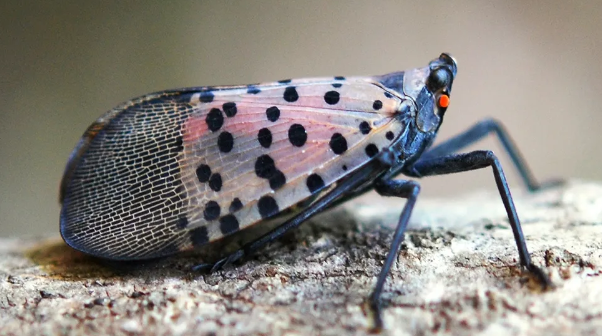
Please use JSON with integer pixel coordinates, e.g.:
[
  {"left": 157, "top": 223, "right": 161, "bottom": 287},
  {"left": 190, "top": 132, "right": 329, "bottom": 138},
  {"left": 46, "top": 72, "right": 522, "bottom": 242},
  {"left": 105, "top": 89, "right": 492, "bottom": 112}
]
[
  {"left": 408, "top": 150, "right": 552, "bottom": 287},
  {"left": 324, "top": 118, "right": 562, "bottom": 215},
  {"left": 408, "top": 118, "right": 562, "bottom": 191}
]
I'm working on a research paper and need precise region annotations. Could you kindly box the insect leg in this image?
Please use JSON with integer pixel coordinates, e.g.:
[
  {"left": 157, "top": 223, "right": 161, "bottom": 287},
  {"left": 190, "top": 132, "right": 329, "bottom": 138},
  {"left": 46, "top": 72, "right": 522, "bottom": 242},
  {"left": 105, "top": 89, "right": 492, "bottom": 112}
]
[
  {"left": 192, "top": 160, "right": 385, "bottom": 273},
  {"left": 327, "top": 118, "right": 561, "bottom": 212},
  {"left": 367, "top": 178, "right": 420, "bottom": 331},
  {"left": 407, "top": 150, "right": 551, "bottom": 286},
  {"left": 408, "top": 118, "right": 561, "bottom": 191}
]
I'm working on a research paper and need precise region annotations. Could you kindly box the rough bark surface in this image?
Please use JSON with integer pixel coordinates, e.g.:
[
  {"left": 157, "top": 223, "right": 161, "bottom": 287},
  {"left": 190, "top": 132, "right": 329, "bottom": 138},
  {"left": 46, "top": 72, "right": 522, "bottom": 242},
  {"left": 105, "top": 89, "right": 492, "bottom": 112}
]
[{"left": 1, "top": 181, "right": 601, "bottom": 336}]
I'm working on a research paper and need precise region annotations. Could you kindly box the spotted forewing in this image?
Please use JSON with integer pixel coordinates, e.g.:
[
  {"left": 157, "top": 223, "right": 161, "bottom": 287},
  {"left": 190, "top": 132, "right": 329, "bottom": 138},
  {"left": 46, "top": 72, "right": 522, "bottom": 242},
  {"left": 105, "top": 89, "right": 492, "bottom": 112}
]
[{"left": 60, "top": 73, "right": 411, "bottom": 259}]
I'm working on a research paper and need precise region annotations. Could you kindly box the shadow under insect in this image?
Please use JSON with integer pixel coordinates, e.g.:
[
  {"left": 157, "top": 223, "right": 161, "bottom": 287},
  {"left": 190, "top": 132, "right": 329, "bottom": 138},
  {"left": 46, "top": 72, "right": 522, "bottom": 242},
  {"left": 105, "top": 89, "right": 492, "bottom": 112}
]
[
  {"left": 27, "top": 238, "right": 121, "bottom": 280},
  {"left": 26, "top": 205, "right": 361, "bottom": 282}
]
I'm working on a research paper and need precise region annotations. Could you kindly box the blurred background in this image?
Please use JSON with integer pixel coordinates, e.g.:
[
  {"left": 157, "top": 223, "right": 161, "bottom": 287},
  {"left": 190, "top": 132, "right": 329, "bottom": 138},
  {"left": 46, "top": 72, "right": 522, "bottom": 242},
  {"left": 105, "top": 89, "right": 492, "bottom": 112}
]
[{"left": 1, "top": 1, "right": 601, "bottom": 237}]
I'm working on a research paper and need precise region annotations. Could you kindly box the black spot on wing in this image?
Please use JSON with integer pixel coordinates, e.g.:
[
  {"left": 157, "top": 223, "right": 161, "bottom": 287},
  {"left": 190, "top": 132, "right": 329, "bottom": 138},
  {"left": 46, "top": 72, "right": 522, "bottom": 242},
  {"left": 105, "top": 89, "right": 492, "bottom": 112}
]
[
  {"left": 359, "top": 121, "right": 371, "bottom": 135},
  {"left": 258, "top": 196, "right": 279, "bottom": 219},
  {"left": 229, "top": 198, "right": 243, "bottom": 213},
  {"left": 205, "top": 108, "right": 224, "bottom": 132},
  {"left": 208, "top": 173, "right": 222, "bottom": 192},
  {"left": 204, "top": 201, "right": 220, "bottom": 221},
  {"left": 266, "top": 106, "right": 280, "bottom": 122},
  {"left": 324, "top": 91, "right": 340, "bottom": 105},
  {"left": 257, "top": 128, "right": 272, "bottom": 148},
  {"left": 269, "top": 170, "right": 286, "bottom": 190},
  {"left": 217, "top": 131, "right": 234, "bottom": 153},
  {"left": 219, "top": 215, "right": 240, "bottom": 235},
  {"left": 283, "top": 86, "right": 299, "bottom": 102},
  {"left": 329, "top": 133, "right": 348, "bottom": 154},
  {"left": 196, "top": 164, "right": 211, "bottom": 183},
  {"left": 306, "top": 174, "right": 325, "bottom": 193},
  {"left": 255, "top": 155, "right": 276, "bottom": 179},
  {"left": 222, "top": 102, "right": 237, "bottom": 117},
  {"left": 365, "top": 144, "right": 379, "bottom": 158},
  {"left": 288, "top": 124, "right": 307, "bottom": 147},
  {"left": 254, "top": 154, "right": 285, "bottom": 191}
]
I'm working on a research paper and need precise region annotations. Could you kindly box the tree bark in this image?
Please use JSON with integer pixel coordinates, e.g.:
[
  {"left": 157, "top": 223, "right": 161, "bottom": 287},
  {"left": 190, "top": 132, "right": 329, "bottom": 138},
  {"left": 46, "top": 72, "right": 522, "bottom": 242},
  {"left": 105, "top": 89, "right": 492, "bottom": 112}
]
[{"left": 1, "top": 181, "right": 601, "bottom": 335}]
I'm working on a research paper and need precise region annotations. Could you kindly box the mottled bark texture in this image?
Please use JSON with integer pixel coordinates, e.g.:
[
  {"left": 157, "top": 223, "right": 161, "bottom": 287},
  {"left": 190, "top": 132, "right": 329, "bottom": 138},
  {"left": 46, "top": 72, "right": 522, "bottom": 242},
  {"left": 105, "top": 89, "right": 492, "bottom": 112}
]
[{"left": 1, "top": 181, "right": 601, "bottom": 335}]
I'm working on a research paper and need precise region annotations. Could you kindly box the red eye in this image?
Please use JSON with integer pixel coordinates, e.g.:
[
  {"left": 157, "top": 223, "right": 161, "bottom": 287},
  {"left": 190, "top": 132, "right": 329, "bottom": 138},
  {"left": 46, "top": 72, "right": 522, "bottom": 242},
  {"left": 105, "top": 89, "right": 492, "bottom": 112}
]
[{"left": 438, "top": 94, "right": 450, "bottom": 108}]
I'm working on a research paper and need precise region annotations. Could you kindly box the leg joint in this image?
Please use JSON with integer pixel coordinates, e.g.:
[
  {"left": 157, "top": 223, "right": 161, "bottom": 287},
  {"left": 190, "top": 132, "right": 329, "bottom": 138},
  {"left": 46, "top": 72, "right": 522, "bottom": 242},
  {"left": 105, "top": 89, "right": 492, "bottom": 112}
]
[
  {"left": 483, "top": 150, "right": 499, "bottom": 164},
  {"left": 470, "top": 149, "right": 498, "bottom": 166},
  {"left": 374, "top": 179, "right": 420, "bottom": 198}
]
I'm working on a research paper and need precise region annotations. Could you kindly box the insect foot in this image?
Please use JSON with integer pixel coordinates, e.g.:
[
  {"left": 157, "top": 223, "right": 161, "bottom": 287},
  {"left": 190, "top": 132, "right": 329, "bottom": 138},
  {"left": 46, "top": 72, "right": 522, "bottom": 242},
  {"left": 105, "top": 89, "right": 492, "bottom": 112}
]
[
  {"left": 363, "top": 293, "right": 385, "bottom": 333},
  {"left": 526, "top": 262, "right": 555, "bottom": 290},
  {"left": 533, "top": 178, "right": 566, "bottom": 192}
]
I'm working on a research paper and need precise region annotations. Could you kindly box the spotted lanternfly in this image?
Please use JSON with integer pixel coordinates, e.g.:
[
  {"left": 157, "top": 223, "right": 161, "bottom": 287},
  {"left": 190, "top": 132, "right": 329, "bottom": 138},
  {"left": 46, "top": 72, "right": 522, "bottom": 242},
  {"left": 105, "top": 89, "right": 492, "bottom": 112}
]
[{"left": 60, "top": 53, "right": 556, "bottom": 330}]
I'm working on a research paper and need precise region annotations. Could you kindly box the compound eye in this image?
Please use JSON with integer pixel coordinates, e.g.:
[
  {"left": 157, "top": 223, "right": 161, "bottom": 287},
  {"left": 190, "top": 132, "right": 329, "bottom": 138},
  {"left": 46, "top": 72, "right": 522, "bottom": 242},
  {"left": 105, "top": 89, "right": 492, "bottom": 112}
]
[{"left": 426, "top": 67, "right": 452, "bottom": 93}]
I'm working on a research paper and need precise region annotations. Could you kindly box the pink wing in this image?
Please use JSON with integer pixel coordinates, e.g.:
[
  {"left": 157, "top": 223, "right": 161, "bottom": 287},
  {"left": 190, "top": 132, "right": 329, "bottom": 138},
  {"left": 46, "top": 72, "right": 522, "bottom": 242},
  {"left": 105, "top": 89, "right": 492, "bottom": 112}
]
[
  {"left": 60, "top": 76, "right": 410, "bottom": 259},
  {"left": 179, "top": 77, "right": 409, "bottom": 245}
]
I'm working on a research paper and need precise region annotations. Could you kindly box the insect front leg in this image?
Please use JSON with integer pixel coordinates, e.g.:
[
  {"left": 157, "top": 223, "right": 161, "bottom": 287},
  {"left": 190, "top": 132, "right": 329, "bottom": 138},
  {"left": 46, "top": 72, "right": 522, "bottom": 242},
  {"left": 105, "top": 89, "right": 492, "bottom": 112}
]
[
  {"left": 406, "top": 150, "right": 552, "bottom": 286},
  {"left": 406, "top": 118, "right": 562, "bottom": 191},
  {"left": 366, "top": 178, "right": 421, "bottom": 331}
]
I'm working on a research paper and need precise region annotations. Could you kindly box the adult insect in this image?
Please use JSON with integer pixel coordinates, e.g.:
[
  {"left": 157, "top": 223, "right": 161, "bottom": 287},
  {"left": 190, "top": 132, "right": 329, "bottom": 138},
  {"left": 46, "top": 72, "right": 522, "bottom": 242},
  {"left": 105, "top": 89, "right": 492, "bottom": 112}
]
[{"left": 60, "top": 53, "right": 554, "bottom": 330}]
